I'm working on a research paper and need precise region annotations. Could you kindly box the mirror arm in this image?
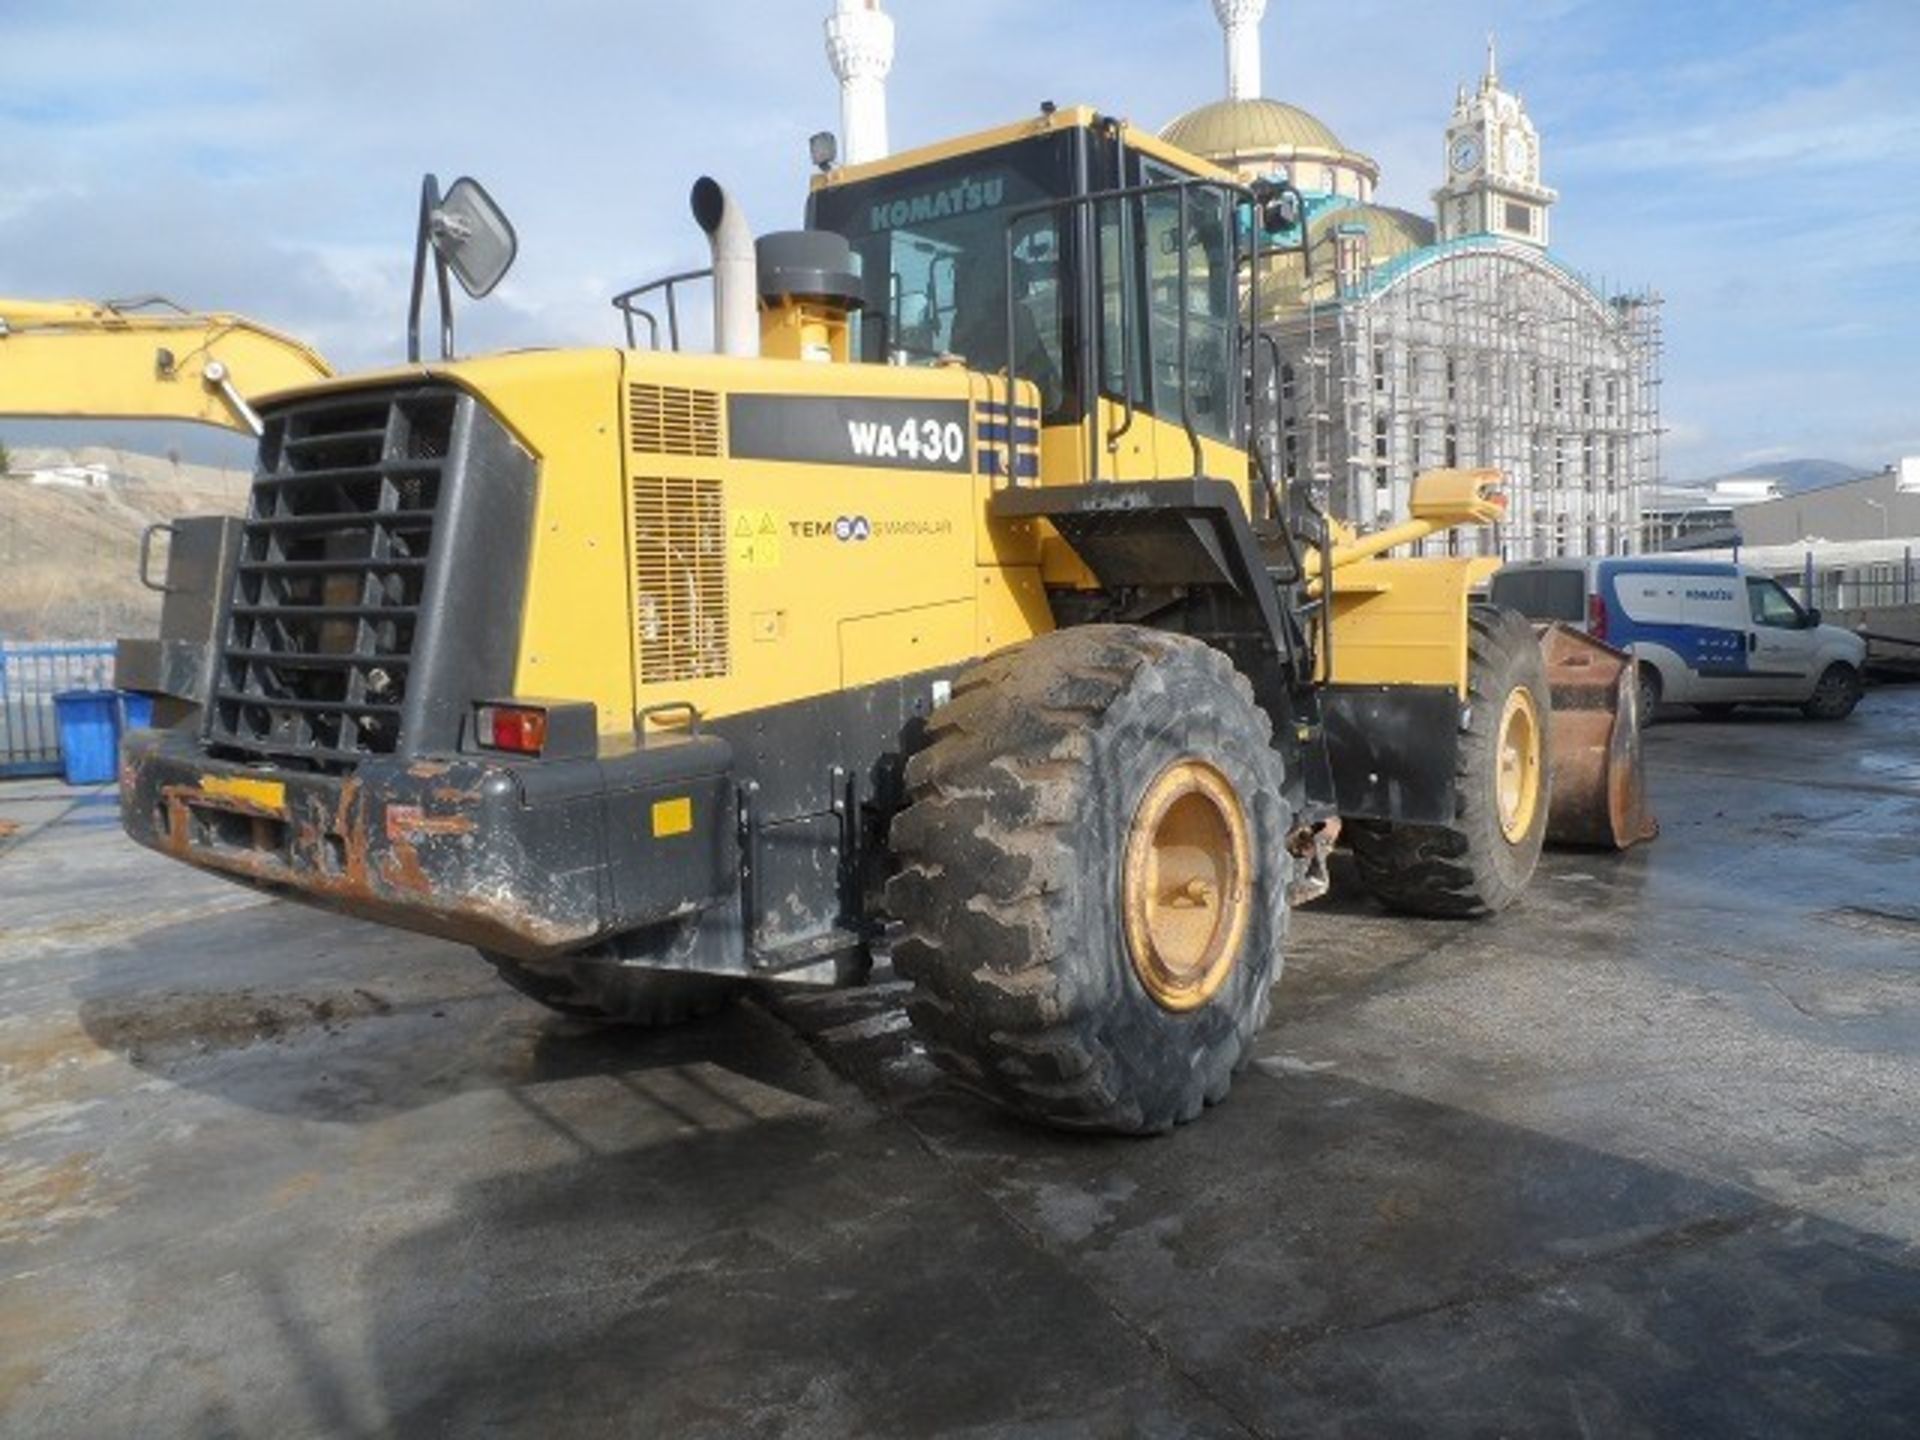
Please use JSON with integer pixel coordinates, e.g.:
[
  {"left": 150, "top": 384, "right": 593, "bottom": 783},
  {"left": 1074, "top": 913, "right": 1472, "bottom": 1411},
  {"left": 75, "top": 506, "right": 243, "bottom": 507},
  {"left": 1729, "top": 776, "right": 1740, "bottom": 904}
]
[
  {"left": 407, "top": 174, "right": 441, "bottom": 365},
  {"left": 437, "top": 247, "right": 456, "bottom": 362}
]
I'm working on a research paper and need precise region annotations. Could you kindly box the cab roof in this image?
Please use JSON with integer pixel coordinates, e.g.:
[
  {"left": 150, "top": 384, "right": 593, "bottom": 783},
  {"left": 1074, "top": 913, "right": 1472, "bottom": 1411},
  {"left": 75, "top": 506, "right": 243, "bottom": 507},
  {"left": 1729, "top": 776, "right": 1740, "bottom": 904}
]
[{"left": 809, "top": 104, "right": 1234, "bottom": 195}]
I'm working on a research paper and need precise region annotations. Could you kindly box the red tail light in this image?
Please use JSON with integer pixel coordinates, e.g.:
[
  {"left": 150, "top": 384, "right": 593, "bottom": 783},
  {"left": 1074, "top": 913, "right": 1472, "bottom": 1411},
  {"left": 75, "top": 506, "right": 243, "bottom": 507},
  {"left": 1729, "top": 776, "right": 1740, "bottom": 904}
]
[
  {"left": 1587, "top": 592, "right": 1609, "bottom": 641},
  {"left": 476, "top": 704, "right": 548, "bottom": 756}
]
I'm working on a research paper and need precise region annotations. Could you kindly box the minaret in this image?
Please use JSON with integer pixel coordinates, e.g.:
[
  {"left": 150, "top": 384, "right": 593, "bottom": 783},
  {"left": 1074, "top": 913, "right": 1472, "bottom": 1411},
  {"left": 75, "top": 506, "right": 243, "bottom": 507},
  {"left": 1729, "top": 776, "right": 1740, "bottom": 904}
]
[
  {"left": 825, "top": 0, "right": 894, "bottom": 166},
  {"left": 1212, "top": 0, "right": 1270, "bottom": 101}
]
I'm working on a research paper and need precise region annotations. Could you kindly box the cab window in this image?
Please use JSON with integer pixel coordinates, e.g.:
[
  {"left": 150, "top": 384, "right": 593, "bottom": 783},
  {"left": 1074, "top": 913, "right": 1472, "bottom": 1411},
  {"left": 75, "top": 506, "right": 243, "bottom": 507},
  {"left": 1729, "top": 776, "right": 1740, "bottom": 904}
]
[
  {"left": 808, "top": 133, "right": 1077, "bottom": 422},
  {"left": 1747, "top": 577, "right": 1805, "bottom": 628},
  {"left": 1141, "top": 163, "right": 1236, "bottom": 445}
]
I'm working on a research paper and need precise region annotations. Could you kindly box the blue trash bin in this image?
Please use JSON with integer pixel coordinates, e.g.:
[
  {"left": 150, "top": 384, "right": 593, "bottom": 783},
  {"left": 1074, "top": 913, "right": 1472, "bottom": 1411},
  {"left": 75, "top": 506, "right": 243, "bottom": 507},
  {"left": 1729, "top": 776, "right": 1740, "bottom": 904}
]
[
  {"left": 118, "top": 691, "right": 155, "bottom": 734},
  {"left": 54, "top": 690, "right": 119, "bottom": 785}
]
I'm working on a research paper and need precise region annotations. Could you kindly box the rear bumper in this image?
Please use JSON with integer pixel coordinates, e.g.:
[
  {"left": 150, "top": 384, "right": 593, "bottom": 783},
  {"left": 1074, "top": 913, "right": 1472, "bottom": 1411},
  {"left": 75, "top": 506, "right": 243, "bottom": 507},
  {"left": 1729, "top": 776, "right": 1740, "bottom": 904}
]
[{"left": 119, "top": 728, "right": 736, "bottom": 961}]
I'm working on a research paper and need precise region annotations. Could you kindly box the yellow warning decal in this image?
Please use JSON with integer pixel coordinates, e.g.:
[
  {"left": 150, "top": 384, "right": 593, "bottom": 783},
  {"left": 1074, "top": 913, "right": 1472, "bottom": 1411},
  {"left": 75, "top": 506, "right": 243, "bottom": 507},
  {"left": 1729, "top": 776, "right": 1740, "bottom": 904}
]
[
  {"left": 730, "top": 508, "right": 782, "bottom": 570},
  {"left": 199, "top": 775, "right": 287, "bottom": 812},
  {"left": 651, "top": 797, "right": 694, "bottom": 838}
]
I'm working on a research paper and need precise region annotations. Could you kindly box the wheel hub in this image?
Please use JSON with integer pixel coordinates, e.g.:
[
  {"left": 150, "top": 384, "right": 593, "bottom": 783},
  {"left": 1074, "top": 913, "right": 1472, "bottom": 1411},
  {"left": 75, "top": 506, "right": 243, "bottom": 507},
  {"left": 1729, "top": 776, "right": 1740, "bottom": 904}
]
[
  {"left": 1495, "top": 687, "right": 1543, "bottom": 843},
  {"left": 1122, "top": 759, "right": 1253, "bottom": 1012}
]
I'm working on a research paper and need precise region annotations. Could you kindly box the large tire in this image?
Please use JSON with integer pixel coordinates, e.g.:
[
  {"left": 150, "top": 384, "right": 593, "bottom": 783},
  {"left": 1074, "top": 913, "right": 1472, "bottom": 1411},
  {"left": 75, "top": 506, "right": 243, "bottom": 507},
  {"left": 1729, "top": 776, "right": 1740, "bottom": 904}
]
[
  {"left": 1347, "top": 605, "right": 1550, "bottom": 918},
  {"left": 1802, "top": 662, "right": 1863, "bottom": 721},
  {"left": 483, "top": 916, "right": 744, "bottom": 1027},
  {"left": 886, "top": 625, "right": 1291, "bottom": 1134}
]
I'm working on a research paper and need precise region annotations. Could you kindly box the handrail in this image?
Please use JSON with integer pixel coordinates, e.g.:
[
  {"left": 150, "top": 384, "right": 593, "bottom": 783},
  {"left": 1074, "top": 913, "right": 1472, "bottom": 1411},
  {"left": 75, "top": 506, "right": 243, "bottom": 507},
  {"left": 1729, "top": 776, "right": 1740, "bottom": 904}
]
[{"left": 611, "top": 267, "right": 714, "bottom": 351}]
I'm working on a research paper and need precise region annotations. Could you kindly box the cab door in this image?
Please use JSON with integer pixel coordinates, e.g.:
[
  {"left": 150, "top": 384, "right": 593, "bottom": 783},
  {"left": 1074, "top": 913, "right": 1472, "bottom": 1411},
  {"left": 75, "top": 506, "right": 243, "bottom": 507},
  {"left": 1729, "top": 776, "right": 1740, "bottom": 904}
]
[{"left": 1744, "top": 577, "right": 1820, "bottom": 698}]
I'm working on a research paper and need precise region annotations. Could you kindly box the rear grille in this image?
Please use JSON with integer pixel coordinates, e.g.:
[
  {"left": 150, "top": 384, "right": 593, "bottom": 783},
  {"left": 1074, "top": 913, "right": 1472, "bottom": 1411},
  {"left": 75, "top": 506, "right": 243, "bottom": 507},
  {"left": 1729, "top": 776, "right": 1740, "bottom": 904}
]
[
  {"left": 629, "top": 384, "right": 721, "bottom": 456},
  {"left": 634, "top": 477, "right": 730, "bottom": 684},
  {"left": 209, "top": 389, "right": 454, "bottom": 769}
]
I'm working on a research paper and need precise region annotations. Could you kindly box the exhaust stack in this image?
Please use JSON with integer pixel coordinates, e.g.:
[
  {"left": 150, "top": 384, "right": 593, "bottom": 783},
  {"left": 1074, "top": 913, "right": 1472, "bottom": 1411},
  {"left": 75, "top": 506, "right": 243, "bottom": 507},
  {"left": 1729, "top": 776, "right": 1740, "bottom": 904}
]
[{"left": 691, "top": 177, "right": 758, "bottom": 358}]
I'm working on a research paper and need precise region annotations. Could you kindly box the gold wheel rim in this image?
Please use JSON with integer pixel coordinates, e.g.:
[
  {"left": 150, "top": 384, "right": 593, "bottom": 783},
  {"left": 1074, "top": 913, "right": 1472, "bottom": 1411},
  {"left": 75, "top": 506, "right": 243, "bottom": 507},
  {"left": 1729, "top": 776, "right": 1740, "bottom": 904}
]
[
  {"left": 1122, "top": 759, "right": 1253, "bottom": 1013},
  {"left": 1495, "top": 687, "right": 1543, "bottom": 843}
]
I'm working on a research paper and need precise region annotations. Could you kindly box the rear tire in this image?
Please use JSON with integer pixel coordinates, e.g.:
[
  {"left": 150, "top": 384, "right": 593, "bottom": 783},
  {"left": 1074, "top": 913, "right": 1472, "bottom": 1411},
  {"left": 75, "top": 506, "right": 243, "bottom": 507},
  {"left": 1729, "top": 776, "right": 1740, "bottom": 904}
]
[
  {"left": 1347, "top": 605, "right": 1550, "bottom": 918},
  {"left": 1802, "top": 662, "right": 1863, "bottom": 721},
  {"left": 886, "top": 625, "right": 1291, "bottom": 1134},
  {"left": 483, "top": 915, "right": 744, "bottom": 1027}
]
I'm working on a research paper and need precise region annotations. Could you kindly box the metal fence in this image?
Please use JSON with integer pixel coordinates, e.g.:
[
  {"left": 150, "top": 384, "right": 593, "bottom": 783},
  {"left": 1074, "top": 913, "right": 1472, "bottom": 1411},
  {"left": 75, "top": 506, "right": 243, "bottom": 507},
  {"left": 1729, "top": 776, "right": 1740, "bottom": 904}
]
[
  {"left": 0, "top": 642, "right": 116, "bottom": 778},
  {"left": 1776, "top": 551, "right": 1919, "bottom": 613}
]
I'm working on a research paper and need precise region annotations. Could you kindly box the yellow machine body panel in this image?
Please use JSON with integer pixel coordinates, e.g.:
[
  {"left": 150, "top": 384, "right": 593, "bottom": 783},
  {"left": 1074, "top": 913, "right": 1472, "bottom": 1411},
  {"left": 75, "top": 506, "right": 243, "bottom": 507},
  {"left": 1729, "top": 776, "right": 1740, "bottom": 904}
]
[
  {"left": 1326, "top": 555, "right": 1502, "bottom": 695},
  {"left": 612, "top": 352, "right": 1052, "bottom": 730}
]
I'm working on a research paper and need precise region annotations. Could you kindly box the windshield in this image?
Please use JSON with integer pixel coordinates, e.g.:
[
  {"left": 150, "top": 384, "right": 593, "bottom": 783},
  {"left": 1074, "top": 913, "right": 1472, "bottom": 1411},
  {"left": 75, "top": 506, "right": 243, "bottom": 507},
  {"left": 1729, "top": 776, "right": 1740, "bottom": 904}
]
[{"left": 810, "top": 132, "right": 1079, "bottom": 420}]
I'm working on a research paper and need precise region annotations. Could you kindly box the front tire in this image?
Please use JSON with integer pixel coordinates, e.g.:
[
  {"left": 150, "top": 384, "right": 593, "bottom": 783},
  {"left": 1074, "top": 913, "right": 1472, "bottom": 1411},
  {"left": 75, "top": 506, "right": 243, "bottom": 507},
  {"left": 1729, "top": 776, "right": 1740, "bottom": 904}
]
[
  {"left": 1348, "top": 605, "right": 1551, "bottom": 918},
  {"left": 1802, "top": 662, "right": 1863, "bottom": 721},
  {"left": 886, "top": 625, "right": 1291, "bottom": 1134},
  {"left": 483, "top": 915, "right": 744, "bottom": 1026}
]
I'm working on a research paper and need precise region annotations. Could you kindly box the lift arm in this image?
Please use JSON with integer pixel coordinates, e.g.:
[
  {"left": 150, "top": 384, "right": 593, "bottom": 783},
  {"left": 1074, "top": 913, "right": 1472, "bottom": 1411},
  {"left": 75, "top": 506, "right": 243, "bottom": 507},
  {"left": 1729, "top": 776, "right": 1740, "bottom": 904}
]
[{"left": 0, "top": 296, "right": 334, "bottom": 436}]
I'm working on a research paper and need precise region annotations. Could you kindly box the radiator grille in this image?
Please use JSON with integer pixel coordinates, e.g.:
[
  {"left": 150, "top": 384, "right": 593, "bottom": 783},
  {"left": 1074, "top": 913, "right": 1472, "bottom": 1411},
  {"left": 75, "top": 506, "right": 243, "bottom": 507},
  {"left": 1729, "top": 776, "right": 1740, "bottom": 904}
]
[
  {"left": 634, "top": 477, "right": 731, "bottom": 684},
  {"left": 209, "top": 388, "right": 453, "bottom": 769},
  {"left": 629, "top": 384, "right": 721, "bottom": 457}
]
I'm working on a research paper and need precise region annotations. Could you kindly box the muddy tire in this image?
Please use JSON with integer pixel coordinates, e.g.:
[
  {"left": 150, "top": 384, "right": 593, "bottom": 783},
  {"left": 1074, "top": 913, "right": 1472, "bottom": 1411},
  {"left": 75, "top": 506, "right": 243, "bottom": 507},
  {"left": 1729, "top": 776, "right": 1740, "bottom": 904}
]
[
  {"left": 483, "top": 916, "right": 743, "bottom": 1027},
  {"left": 886, "top": 625, "right": 1291, "bottom": 1134},
  {"left": 1802, "top": 662, "right": 1862, "bottom": 721},
  {"left": 1347, "top": 604, "right": 1550, "bottom": 918}
]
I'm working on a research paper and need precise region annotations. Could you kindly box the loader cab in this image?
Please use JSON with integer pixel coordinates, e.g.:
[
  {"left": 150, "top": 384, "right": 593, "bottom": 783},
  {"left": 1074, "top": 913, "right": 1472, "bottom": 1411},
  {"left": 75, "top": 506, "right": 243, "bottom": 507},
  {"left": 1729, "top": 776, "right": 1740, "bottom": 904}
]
[{"left": 807, "top": 108, "right": 1269, "bottom": 486}]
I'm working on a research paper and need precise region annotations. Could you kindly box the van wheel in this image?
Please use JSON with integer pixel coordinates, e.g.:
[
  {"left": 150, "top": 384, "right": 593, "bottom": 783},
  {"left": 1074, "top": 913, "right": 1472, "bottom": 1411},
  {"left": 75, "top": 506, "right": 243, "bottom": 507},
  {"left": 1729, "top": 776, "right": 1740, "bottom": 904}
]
[
  {"left": 1802, "top": 663, "right": 1863, "bottom": 721},
  {"left": 1637, "top": 664, "right": 1663, "bottom": 724},
  {"left": 1348, "top": 605, "right": 1550, "bottom": 918}
]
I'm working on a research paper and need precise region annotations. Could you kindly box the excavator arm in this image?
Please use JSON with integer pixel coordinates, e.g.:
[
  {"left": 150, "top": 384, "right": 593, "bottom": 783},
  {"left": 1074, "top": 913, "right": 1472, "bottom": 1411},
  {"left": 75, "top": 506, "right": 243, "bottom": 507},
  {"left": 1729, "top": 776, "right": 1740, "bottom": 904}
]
[{"left": 0, "top": 296, "right": 333, "bottom": 435}]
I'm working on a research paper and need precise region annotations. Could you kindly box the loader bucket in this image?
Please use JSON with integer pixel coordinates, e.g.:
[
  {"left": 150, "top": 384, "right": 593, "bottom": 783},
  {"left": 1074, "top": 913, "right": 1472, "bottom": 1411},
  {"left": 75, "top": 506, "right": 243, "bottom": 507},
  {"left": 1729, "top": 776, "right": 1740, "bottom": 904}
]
[{"left": 1537, "top": 624, "right": 1658, "bottom": 850}]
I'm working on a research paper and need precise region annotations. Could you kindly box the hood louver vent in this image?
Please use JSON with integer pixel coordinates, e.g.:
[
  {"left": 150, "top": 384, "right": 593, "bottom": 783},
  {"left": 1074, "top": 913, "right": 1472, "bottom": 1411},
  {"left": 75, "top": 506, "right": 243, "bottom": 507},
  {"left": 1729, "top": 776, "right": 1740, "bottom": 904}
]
[
  {"left": 629, "top": 384, "right": 721, "bottom": 457},
  {"left": 633, "top": 476, "right": 731, "bottom": 684}
]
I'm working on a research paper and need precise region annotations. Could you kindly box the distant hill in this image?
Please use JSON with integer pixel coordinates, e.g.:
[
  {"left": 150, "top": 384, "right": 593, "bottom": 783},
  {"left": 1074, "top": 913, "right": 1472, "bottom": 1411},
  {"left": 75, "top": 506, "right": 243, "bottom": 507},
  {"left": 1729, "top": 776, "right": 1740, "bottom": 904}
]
[
  {"left": 0, "top": 447, "right": 251, "bottom": 642},
  {"left": 1690, "top": 459, "right": 1874, "bottom": 496}
]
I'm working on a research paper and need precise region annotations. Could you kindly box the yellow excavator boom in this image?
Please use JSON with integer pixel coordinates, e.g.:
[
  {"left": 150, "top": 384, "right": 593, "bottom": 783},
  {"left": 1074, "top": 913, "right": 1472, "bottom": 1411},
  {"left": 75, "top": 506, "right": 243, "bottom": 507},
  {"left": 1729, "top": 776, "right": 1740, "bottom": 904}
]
[{"left": 0, "top": 296, "right": 333, "bottom": 435}]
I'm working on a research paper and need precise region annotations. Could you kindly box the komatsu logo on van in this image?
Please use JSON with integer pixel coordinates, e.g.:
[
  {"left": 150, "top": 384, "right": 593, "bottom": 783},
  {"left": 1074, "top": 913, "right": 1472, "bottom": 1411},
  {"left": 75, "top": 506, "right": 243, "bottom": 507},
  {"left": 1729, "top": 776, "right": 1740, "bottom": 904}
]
[
  {"left": 869, "top": 177, "right": 1006, "bottom": 232},
  {"left": 1685, "top": 587, "right": 1736, "bottom": 602}
]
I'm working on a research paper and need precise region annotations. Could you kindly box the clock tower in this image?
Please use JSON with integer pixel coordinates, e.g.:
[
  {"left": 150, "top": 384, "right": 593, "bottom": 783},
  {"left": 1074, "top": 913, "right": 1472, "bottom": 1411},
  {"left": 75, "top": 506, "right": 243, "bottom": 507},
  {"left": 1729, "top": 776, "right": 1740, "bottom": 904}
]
[{"left": 1433, "top": 36, "right": 1557, "bottom": 247}]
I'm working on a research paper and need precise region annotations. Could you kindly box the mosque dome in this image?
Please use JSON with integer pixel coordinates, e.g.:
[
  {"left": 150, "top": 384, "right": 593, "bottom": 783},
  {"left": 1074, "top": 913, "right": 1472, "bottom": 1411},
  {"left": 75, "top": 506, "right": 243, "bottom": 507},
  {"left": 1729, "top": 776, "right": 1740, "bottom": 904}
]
[
  {"left": 1161, "top": 97, "right": 1380, "bottom": 200},
  {"left": 1310, "top": 203, "right": 1435, "bottom": 264}
]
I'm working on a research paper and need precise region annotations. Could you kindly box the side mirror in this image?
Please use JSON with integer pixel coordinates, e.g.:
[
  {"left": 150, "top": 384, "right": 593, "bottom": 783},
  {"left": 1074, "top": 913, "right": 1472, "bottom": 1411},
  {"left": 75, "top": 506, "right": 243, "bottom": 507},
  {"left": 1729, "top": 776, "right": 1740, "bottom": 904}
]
[
  {"left": 432, "top": 177, "right": 518, "bottom": 299},
  {"left": 1805, "top": 607, "right": 1823, "bottom": 628},
  {"left": 1249, "top": 178, "right": 1305, "bottom": 237},
  {"left": 1262, "top": 188, "right": 1303, "bottom": 236}
]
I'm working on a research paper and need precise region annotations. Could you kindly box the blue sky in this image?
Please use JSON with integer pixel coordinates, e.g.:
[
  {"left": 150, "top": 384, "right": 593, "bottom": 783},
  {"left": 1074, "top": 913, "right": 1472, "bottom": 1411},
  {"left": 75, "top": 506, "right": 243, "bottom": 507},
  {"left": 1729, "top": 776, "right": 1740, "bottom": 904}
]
[{"left": 2, "top": 0, "right": 1915, "bottom": 478}]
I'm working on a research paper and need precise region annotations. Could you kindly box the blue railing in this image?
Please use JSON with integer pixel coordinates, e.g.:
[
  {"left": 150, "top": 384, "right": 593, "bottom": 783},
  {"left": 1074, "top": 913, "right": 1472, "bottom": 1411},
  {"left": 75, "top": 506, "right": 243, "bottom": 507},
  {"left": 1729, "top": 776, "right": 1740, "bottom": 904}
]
[{"left": 0, "top": 642, "right": 116, "bottom": 778}]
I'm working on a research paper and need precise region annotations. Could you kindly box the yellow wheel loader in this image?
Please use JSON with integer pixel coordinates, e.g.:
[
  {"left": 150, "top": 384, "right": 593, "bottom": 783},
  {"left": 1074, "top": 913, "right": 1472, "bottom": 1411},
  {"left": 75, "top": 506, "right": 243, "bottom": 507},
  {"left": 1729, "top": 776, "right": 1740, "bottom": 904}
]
[{"left": 110, "top": 111, "right": 1638, "bottom": 1131}]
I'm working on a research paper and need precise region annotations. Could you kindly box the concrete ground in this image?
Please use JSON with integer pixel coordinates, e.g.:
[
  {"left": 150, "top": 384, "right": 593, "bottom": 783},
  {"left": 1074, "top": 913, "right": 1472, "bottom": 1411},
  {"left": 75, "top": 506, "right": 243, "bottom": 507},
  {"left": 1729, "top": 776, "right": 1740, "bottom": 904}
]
[{"left": 3, "top": 691, "right": 1918, "bottom": 1438}]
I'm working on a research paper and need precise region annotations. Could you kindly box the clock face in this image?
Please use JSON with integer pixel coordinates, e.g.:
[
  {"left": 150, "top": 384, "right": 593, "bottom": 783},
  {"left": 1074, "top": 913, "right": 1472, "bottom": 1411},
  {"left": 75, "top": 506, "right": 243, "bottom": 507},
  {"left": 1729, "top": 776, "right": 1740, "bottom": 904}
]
[
  {"left": 1450, "top": 136, "right": 1481, "bottom": 173},
  {"left": 1503, "top": 130, "right": 1530, "bottom": 176}
]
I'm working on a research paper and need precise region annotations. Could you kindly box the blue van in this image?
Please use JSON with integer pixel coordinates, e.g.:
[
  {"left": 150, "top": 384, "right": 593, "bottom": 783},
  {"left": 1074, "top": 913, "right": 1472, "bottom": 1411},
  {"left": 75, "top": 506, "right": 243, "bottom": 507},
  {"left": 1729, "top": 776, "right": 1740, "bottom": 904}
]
[{"left": 1490, "top": 557, "right": 1867, "bottom": 720}]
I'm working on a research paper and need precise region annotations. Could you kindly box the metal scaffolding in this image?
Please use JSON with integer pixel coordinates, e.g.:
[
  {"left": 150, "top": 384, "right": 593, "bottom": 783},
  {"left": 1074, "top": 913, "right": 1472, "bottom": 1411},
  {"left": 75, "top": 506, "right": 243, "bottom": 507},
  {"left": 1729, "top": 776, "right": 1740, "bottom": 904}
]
[{"left": 1261, "top": 237, "right": 1662, "bottom": 559}]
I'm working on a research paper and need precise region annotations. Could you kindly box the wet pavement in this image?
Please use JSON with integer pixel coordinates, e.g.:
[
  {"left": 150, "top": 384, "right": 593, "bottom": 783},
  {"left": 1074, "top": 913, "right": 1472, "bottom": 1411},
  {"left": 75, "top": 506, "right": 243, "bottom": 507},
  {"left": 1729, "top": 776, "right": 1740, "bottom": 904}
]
[{"left": 3, "top": 690, "right": 1918, "bottom": 1437}]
